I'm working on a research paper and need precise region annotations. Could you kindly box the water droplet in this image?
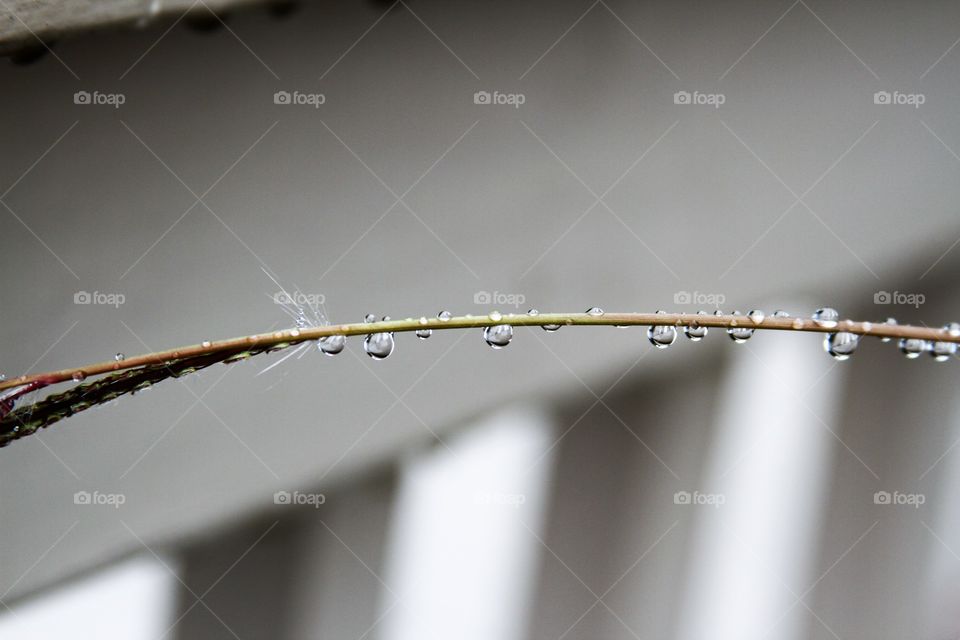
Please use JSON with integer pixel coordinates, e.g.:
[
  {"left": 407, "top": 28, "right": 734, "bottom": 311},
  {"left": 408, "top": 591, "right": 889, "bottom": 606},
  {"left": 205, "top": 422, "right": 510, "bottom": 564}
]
[
  {"left": 772, "top": 310, "right": 790, "bottom": 318},
  {"left": 416, "top": 328, "right": 432, "bottom": 340},
  {"left": 812, "top": 308, "right": 839, "bottom": 329},
  {"left": 318, "top": 335, "right": 345, "bottom": 356},
  {"left": 483, "top": 324, "right": 513, "bottom": 349},
  {"left": 685, "top": 310, "right": 709, "bottom": 341},
  {"left": 364, "top": 313, "right": 377, "bottom": 323},
  {"left": 713, "top": 310, "right": 724, "bottom": 316},
  {"left": 727, "top": 311, "right": 754, "bottom": 343},
  {"left": 748, "top": 309, "right": 765, "bottom": 325},
  {"left": 648, "top": 311, "right": 676, "bottom": 348},
  {"left": 880, "top": 317, "right": 897, "bottom": 342},
  {"left": 438, "top": 311, "right": 452, "bottom": 322},
  {"left": 792, "top": 318, "right": 805, "bottom": 330},
  {"left": 899, "top": 338, "right": 928, "bottom": 359},
  {"left": 419, "top": 316, "right": 429, "bottom": 325},
  {"left": 72, "top": 371, "right": 87, "bottom": 382},
  {"left": 364, "top": 332, "right": 394, "bottom": 360},
  {"left": 114, "top": 353, "right": 125, "bottom": 361},
  {"left": 201, "top": 340, "right": 212, "bottom": 348},
  {"left": 289, "top": 329, "right": 301, "bottom": 338},
  {"left": 585, "top": 307, "right": 604, "bottom": 316},
  {"left": 489, "top": 310, "right": 503, "bottom": 322},
  {"left": 527, "top": 309, "right": 539, "bottom": 316},
  {"left": 825, "top": 332, "right": 859, "bottom": 360},
  {"left": 931, "top": 323, "right": 959, "bottom": 361},
  {"left": 381, "top": 316, "right": 391, "bottom": 322},
  {"left": 0, "top": 373, "right": 6, "bottom": 381},
  {"left": 542, "top": 322, "right": 561, "bottom": 332},
  {"left": 861, "top": 321, "right": 873, "bottom": 332},
  {"left": 931, "top": 341, "right": 956, "bottom": 362}
]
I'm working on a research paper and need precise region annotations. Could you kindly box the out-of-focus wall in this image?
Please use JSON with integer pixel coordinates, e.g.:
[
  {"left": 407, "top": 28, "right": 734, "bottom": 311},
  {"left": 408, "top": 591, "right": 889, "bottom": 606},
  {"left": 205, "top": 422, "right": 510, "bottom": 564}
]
[{"left": 1, "top": 1, "right": 960, "bottom": 628}]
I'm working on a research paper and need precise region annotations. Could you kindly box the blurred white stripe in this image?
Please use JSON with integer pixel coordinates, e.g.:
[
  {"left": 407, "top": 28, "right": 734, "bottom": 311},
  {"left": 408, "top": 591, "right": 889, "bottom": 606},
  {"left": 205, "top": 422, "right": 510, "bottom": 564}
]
[
  {"left": 378, "top": 406, "right": 555, "bottom": 640},
  {"left": 676, "top": 318, "right": 843, "bottom": 640},
  {"left": 0, "top": 554, "right": 176, "bottom": 640}
]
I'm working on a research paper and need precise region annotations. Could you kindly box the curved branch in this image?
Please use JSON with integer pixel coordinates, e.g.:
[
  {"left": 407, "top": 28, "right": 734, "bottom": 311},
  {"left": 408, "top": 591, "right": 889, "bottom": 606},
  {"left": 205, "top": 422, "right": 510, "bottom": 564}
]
[{"left": 0, "top": 311, "right": 955, "bottom": 447}]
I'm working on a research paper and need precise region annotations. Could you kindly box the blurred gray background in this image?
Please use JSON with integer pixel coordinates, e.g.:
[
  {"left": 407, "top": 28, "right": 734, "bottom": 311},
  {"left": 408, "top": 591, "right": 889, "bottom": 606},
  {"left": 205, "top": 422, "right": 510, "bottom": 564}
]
[{"left": 2, "top": 0, "right": 960, "bottom": 638}]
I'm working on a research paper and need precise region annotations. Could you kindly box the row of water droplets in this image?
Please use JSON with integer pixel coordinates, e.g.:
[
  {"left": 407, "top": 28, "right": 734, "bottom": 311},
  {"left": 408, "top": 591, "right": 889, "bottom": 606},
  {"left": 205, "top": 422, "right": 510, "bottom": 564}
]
[
  {"left": 809, "top": 308, "right": 959, "bottom": 361},
  {"left": 309, "top": 306, "right": 960, "bottom": 362}
]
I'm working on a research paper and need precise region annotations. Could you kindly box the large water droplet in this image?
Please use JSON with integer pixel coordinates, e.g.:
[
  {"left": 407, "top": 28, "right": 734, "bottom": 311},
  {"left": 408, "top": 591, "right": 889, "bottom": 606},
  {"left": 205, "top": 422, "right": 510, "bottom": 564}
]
[
  {"left": 931, "top": 323, "right": 959, "bottom": 361},
  {"left": 727, "top": 311, "right": 754, "bottom": 343},
  {"left": 416, "top": 327, "right": 432, "bottom": 339},
  {"left": 899, "top": 338, "right": 928, "bottom": 359},
  {"left": 685, "top": 310, "right": 708, "bottom": 341},
  {"left": 114, "top": 353, "right": 125, "bottom": 362},
  {"left": 318, "top": 335, "right": 345, "bottom": 356},
  {"left": 947, "top": 322, "right": 960, "bottom": 338},
  {"left": 812, "top": 308, "right": 839, "bottom": 329},
  {"left": 438, "top": 311, "right": 452, "bottom": 322},
  {"left": 483, "top": 324, "right": 513, "bottom": 348},
  {"left": 648, "top": 311, "right": 676, "bottom": 348},
  {"left": 585, "top": 307, "right": 604, "bottom": 316},
  {"left": 364, "top": 332, "right": 394, "bottom": 360},
  {"left": 931, "top": 340, "right": 956, "bottom": 362},
  {"left": 880, "top": 317, "right": 897, "bottom": 342},
  {"left": 748, "top": 309, "right": 766, "bottom": 325},
  {"left": 825, "top": 332, "right": 859, "bottom": 360}
]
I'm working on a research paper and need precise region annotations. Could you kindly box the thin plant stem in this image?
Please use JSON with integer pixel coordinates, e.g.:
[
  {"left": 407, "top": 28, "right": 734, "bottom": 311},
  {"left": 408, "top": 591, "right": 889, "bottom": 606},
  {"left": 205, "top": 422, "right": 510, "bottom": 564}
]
[
  {"left": 0, "top": 312, "right": 954, "bottom": 393},
  {"left": 0, "top": 311, "right": 955, "bottom": 447}
]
